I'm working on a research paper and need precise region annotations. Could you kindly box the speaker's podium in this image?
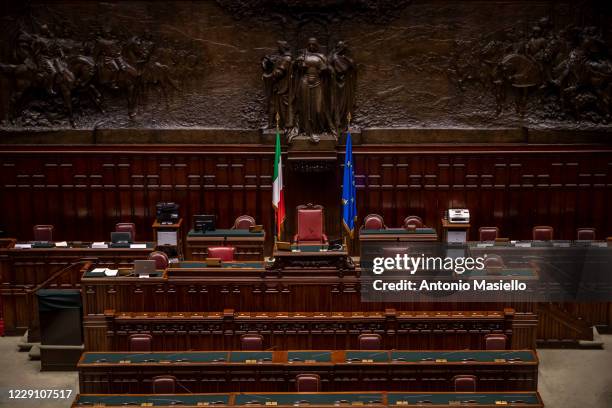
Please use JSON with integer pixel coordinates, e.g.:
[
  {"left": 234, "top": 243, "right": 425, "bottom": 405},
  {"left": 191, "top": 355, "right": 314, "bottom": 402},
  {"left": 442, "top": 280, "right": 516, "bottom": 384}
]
[
  {"left": 441, "top": 218, "right": 471, "bottom": 243},
  {"left": 37, "top": 289, "right": 84, "bottom": 370}
]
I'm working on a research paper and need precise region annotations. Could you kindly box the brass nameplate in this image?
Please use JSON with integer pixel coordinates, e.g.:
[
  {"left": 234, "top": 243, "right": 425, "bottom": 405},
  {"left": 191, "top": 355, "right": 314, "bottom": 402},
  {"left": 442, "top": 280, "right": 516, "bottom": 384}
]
[
  {"left": 495, "top": 401, "right": 508, "bottom": 405},
  {"left": 396, "top": 401, "right": 407, "bottom": 406},
  {"left": 494, "top": 358, "right": 507, "bottom": 363},
  {"left": 141, "top": 404, "right": 153, "bottom": 407},
  {"left": 245, "top": 359, "right": 257, "bottom": 364},
  {"left": 435, "top": 359, "right": 447, "bottom": 363},
  {"left": 197, "top": 403, "right": 210, "bottom": 406},
  {"left": 351, "top": 402, "right": 364, "bottom": 405},
  {"left": 361, "top": 359, "right": 374, "bottom": 363},
  {"left": 305, "top": 359, "right": 316, "bottom": 363},
  {"left": 159, "top": 360, "right": 171, "bottom": 364},
  {"left": 119, "top": 360, "right": 131, "bottom": 364},
  {"left": 265, "top": 401, "right": 277, "bottom": 406}
]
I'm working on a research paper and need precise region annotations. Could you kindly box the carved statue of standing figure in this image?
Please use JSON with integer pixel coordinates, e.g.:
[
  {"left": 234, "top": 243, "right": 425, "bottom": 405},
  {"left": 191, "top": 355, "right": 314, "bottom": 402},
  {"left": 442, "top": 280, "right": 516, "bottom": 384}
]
[
  {"left": 294, "top": 38, "right": 334, "bottom": 143},
  {"left": 262, "top": 40, "right": 294, "bottom": 130},
  {"left": 329, "top": 41, "right": 357, "bottom": 130}
]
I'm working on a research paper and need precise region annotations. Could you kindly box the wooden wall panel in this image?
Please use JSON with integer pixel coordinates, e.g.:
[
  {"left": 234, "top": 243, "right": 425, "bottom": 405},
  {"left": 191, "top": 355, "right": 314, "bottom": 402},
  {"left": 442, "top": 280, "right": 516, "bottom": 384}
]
[
  {"left": 0, "top": 145, "right": 610, "bottom": 244},
  {"left": 351, "top": 147, "right": 612, "bottom": 241}
]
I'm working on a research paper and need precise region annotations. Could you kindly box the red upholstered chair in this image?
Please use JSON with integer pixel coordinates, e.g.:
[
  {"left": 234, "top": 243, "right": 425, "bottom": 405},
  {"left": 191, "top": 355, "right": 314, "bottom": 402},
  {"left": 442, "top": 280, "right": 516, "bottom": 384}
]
[
  {"left": 152, "top": 375, "right": 176, "bottom": 394},
  {"left": 115, "top": 222, "right": 136, "bottom": 241},
  {"left": 208, "top": 246, "right": 236, "bottom": 262},
  {"left": 33, "top": 225, "right": 54, "bottom": 241},
  {"left": 453, "top": 375, "right": 477, "bottom": 392},
  {"left": 577, "top": 228, "right": 596, "bottom": 241},
  {"left": 293, "top": 204, "right": 328, "bottom": 246},
  {"left": 148, "top": 251, "right": 169, "bottom": 270},
  {"left": 233, "top": 215, "right": 256, "bottom": 230},
  {"left": 532, "top": 226, "right": 553, "bottom": 241},
  {"left": 403, "top": 216, "right": 423, "bottom": 229},
  {"left": 479, "top": 226, "right": 499, "bottom": 241},
  {"left": 296, "top": 373, "right": 320, "bottom": 392},
  {"left": 129, "top": 333, "right": 152, "bottom": 352},
  {"left": 484, "top": 334, "right": 508, "bottom": 350},
  {"left": 363, "top": 214, "right": 385, "bottom": 230},
  {"left": 358, "top": 333, "right": 382, "bottom": 350},
  {"left": 241, "top": 334, "right": 263, "bottom": 351}
]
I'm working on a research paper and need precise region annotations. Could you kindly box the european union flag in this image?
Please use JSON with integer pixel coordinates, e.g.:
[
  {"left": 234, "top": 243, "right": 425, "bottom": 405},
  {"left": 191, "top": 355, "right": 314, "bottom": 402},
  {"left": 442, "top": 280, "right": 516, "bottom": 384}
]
[{"left": 342, "top": 131, "right": 357, "bottom": 237}]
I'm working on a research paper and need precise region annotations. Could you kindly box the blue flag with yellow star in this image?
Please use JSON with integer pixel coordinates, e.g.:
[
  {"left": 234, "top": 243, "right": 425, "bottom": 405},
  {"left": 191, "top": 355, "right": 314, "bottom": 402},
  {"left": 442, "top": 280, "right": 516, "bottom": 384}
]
[{"left": 342, "top": 131, "right": 357, "bottom": 237}]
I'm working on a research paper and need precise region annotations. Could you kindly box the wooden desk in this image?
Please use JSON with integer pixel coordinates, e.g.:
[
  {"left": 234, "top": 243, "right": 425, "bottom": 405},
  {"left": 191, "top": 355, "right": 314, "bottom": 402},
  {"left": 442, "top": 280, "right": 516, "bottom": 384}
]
[
  {"left": 441, "top": 219, "right": 471, "bottom": 243},
  {"left": 467, "top": 240, "right": 612, "bottom": 345},
  {"left": 77, "top": 349, "right": 538, "bottom": 393},
  {"left": 186, "top": 229, "right": 265, "bottom": 261},
  {"left": 153, "top": 218, "right": 184, "bottom": 259},
  {"left": 270, "top": 247, "right": 355, "bottom": 275},
  {"left": 80, "top": 264, "right": 538, "bottom": 351},
  {"left": 97, "top": 308, "right": 526, "bottom": 352},
  {"left": 359, "top": 228, "right": 438, "bottom": 242},
  {"left": 0, "top": 240, "right": 154, "bottom": 338},
  {"left": 71, "top": 392, "right": 545, "bottom": 408}
]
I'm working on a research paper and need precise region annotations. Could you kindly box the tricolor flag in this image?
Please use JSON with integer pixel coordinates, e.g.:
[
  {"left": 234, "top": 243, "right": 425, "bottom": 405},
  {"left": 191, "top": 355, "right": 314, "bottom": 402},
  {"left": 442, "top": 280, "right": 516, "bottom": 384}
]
[
  {"left": 272, "top": 130, "right": 285, "bottom": 239},
  {"left": 342, "top": 131, "right": 357, "bottom": 237}
]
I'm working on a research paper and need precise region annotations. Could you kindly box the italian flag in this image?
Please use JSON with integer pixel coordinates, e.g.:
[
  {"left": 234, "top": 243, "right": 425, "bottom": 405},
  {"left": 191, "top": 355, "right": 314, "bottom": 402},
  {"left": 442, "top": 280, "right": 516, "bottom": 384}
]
[{"left": 272, "top": 130, "right": 285, "bottom": 239}]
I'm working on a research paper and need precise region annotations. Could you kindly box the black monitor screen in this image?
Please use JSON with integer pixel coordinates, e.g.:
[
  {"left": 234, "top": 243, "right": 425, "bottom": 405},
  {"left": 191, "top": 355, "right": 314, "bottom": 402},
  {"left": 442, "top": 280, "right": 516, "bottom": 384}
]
[
  {"left": 194, "top": 214, "right": 216, "bottom": 232},
  {"left": 111, "top": 231, "right": 132, "bottom": 243}
]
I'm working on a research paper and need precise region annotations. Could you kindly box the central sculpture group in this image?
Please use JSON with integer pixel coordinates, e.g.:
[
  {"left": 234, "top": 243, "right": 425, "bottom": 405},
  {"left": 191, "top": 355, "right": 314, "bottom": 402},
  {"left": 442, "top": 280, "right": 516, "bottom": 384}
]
[{"left": 262, "top": 38, "right": 357, "bottom": 143}]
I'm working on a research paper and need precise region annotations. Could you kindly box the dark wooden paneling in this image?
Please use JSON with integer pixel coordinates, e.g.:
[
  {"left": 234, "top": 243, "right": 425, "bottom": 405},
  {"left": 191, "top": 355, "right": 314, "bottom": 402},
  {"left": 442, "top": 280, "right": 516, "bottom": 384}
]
[
  {"left": 1, "top": 145, "right": 609, "bottom": 247},
  {"left": 92, "top": 309, "right": 523, "bottom": 352}
]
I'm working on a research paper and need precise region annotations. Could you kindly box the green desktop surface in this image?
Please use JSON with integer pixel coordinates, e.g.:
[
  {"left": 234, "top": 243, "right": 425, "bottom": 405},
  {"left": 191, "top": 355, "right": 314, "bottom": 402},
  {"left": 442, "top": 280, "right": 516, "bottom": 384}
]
[
  {"left": 361, "top": 228, "right": 436, "bottom": 235},
  {"left": 81, "top": 352, "right": 229, "bottom": 364},
  {"left": 390, "top": 351, "right": 535, "bottom": 363},
  {"left": 234, "top": 393, "right": 384, "bottom": 405},
  {"left": 229, "top": 351, "right": 274, "bottom": 363},
  {"left": 188, "top": 229, "right": 264, "bottom": 237},
  {"left": 76, "top": 394, "right": 229, "bottom": 406},
  {"left": 30, "top": 242, "right": 56, "bottom": 248},
  {"left": 176, "top": 261, "right": 264, "bottom": 268},
  {"left": 287, "top": 351, "right": 333, "bottom": 363},
  {"left": 344, "top": 351, "right": 389, "bottom": 363},
  {"left": 387, "top": 393, "right": 540, "bottom": 405}
]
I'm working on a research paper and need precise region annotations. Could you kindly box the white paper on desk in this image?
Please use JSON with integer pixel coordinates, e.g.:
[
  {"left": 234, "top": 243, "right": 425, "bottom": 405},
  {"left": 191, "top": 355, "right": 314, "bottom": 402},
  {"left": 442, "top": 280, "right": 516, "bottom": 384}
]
[
  {"left": 476, "top": 243, "right": 494, "bottom": 248},
  {"left": 104, "top": 269, "right": 118, "bottom": 277},
  {"left": 91, "top": 242, "right": 108, "bottom": 249},
  {"left": 515, "top": 242, "right": 532, "bottom": 248},
  {"left": 91, "top": 268, "right": 106, "bottom": 273},
  {"left": 157, "top": 231, "right": 177, "bottom": 246},
  {"left": 14, "top": 244, "right": 32, "bottom": 249},
  {"left": 129, "top": 243, "right": 147, "bottom": 249},
  {"left": 138, "top": 274, "right": 150, "bottom": 279},
  {"left": 55, "top": 241, "right": 68, "bottom": 247}
]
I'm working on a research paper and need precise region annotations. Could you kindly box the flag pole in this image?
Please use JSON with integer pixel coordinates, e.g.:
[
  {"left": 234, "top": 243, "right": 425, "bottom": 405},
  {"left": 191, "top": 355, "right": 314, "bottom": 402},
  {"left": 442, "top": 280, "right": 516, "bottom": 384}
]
[
  {"left": 275, "top": 112, "right": 280, "bottom": 245},
  {"left": 346, "top": 111, "right": 353, "bottom": 254}
]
